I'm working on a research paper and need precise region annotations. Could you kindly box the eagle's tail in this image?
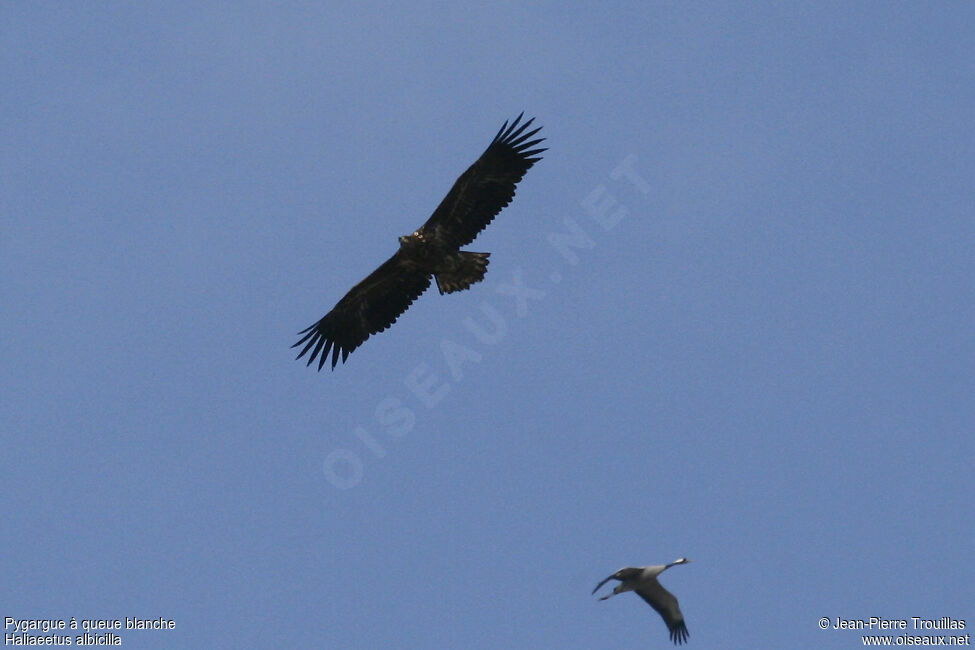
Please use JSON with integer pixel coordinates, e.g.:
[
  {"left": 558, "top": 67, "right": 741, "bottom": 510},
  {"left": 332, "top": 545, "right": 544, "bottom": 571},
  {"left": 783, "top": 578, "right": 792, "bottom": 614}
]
[{"left": 436, "top": 252, "right": 490, "bottom": 295}]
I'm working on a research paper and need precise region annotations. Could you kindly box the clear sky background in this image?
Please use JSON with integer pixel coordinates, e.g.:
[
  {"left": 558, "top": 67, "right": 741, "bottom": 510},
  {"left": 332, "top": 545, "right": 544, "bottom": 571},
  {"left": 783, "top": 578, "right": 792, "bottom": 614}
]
[{"left": 3, "top": 3, "right": 973, "bottom": 648}]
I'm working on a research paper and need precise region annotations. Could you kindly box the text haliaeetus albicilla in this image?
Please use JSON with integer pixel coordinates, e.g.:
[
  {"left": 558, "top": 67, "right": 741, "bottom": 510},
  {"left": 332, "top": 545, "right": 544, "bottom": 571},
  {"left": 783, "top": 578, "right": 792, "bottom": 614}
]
[{"left": 293, "top": 113, "right": 545, "bottom": 370}]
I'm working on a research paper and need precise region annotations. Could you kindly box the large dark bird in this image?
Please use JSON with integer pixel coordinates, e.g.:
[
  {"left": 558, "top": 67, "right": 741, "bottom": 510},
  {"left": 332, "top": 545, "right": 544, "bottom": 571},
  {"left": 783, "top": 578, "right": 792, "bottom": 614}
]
[
  {"left": 592, "top": 558, "right": 692, "bottom": 645},
  {"left": 293, "top": 113, "right": 545, "bottom": 370}
]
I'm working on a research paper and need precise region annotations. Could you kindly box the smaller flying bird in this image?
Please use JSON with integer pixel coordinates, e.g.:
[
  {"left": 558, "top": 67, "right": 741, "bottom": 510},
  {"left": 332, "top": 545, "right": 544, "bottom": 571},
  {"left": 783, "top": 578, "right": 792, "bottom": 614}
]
[{"left": 592, "top": 558, "right": 692, "bottom": 645}]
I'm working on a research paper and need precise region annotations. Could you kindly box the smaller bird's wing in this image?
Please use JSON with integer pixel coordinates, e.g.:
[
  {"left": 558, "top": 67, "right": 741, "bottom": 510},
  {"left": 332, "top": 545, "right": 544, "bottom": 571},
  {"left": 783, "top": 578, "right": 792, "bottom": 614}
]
[
  {"left": 591, "top": 573, "right": 616, "bottom": 596},
  {"left": 293, "top": 251, "right": 431, "bottom": 370},
  {"left": 635, "top": 582, "right": 688, "bottom": 646},
  {"left": 591, "top": 567, "right": 641, "bottom": 595},
  {"left": 420, "top": 113, "right": 545, "bottom": 249}
]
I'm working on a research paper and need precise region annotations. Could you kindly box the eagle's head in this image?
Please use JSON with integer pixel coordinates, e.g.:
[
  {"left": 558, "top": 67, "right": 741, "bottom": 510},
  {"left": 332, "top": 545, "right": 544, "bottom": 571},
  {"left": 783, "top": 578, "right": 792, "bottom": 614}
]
[{"left": 398, "top": 231, "right": 426, "bottom": 248}]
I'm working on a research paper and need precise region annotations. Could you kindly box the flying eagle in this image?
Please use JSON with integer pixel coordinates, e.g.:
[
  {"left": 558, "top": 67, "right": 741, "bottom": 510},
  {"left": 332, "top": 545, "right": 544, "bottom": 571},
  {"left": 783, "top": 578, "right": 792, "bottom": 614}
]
[{"left": 293, "top": 113, "right": 545, "bottom": 370}]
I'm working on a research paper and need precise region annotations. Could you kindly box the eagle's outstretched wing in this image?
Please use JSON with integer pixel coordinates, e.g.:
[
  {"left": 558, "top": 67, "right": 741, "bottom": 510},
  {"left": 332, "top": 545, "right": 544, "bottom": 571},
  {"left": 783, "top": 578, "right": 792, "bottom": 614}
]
[
  {"left": 292, "top": 252, "right": 431, "bottom": 370},
  {"left": 420, "top": 113, "right": 545, "bottom": 249}
]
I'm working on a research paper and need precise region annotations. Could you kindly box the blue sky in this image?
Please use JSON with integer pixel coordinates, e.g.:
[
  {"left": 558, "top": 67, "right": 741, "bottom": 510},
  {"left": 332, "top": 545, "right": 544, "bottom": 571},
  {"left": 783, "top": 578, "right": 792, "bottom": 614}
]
[{"left": 3, "top": 2, "right": 973, "bottom": 648}]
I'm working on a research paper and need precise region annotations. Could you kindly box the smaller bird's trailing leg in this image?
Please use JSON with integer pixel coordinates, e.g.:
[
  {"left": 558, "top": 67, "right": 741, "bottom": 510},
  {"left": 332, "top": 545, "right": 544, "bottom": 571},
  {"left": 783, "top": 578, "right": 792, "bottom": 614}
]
[
  {"left": 599, "top": 582, "right": 633, "bottom": 600},
  {"left": 592, "top": 558, "right": 692, "bottom": 646}
]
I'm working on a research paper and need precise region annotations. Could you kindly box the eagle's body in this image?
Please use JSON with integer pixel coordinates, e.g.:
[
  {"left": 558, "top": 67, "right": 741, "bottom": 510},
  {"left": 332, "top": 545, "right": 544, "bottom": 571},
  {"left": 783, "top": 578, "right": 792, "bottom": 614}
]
[
  {"left": 293, "top": 114, "right": 545, "bottom": 370},
  {"left": 395, "top": 231, "right": 489, "bottom": 294}
]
